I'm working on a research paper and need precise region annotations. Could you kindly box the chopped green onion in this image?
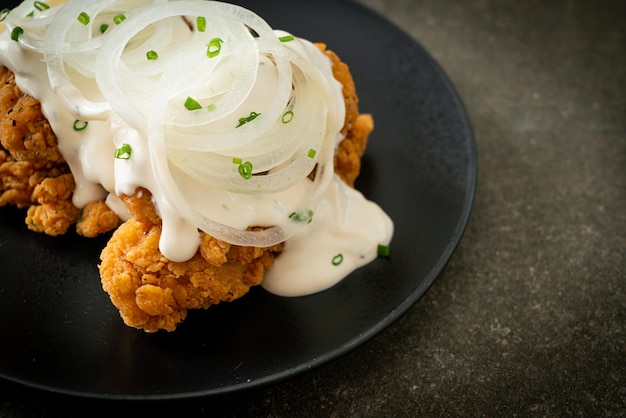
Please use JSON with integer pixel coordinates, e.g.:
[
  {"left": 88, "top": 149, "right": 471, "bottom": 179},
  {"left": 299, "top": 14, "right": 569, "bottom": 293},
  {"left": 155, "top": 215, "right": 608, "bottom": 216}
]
[
  {"left": 184, "top": 96, "right": 202, "bottom": 111},
  {"left": 146, "top": 50, "right": 158, "bottom": 60},
  {"left": 207, "top": 103, "right": 217, "bottom": 111},
  {"left": 114, "top": 143, "right": 132, "bottom": 160},
  {"left": 196, "top": 16, "right": 206, "bottom": 32},
  {"left": 77, "top": 11, "right": 90, "bottom": 25},
  {"left": 26, "top": 10, "right": 34, "bottom": 18},
  {"left": 10, "top": 27, "right": 23, "bottom": 42},
  {"left": 377, "top": 244, "right": 390, "bottom": 257},
  {"left": 34, "top": 1, "right": 50, "bottom": 11},
  {"left": 238, "top": 161, "right": 253, "bottom": 180},
  {"left": 0, "top": 9, "right": 10, "bottom": 22},
  {"left": 236, "top": 111, "right": 261, "bottom": 128},
  {"left": 206, "top": 37, "right": 224, "bottom": 58},
  {"left": 113, "top": 13, "right": 126, "bottom": 25},
  {"left": 232, "top": 157, "right": 242, "bottom": 165},
  {"left": 281, "top": 110, "right": 294, "bottom": 124},
  {"left": 307, "top": 148, "right": 317, "bottom": 159},
  {"left": 73, "top": 120, "right": 88, "bottom": 131},
  {"left": 332, "top": 253, "right": 344, "bottom": 266},
  {"left": 278, "top": 35, "right": 295, "bottom": 42},
  {"left": 289, "top": 209, "right": 314, "bottom": 224},
  {"left": 99, "top": 23, "right": 109, "bottom": 33},
  {"left": 247, "top": 26, "right": 259, "bottom": 38}
]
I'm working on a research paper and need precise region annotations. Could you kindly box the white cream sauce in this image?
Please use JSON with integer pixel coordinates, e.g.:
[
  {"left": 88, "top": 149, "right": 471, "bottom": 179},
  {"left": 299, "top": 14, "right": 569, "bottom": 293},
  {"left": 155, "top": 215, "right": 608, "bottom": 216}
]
[{"left": 0, "top": 5, "right": 393, "bottom": 296}]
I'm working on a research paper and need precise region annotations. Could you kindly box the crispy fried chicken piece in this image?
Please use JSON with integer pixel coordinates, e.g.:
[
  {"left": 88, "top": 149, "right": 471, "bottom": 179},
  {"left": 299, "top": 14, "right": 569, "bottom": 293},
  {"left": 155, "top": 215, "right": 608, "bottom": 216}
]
[
  {"left": 0, "top": 149, "right": 68, "bottom": 207},
  {"left": 100, "top": 189, "right": 283, "bottom": 332},
  {"left": 335, "top": 113, "right": 373, "bottom": 187},
  {"left": 0, "top": 66, "right": 64, "bottom": 164},
  {"left": 317, "top": 44, "right": 374, "bottom": 187},
  {"left": 26, "top": 173, "right": 79, "bottom": 235},
  {"left": 76, "top": 201, "right": 122, "bottom": 238},
  {"left": 0, "top": 66, "right": 119, "bottom": 236},
  {"left": 99, "top": 46, "right": 374, "bottom": 332}
]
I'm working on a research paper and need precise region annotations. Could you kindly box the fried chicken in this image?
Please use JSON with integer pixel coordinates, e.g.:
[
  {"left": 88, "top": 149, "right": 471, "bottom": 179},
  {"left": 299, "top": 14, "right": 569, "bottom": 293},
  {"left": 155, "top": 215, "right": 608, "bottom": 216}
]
[
  {"left": 98, "top": 46, "right": 374, "bottom": 332},
  {"left": 318, "top": 44, "right": 374, "bottom": 187},
  {"left": 0, "top": 67, "right": 65, "bottom": 164},
  {"left": 100, "top": 190, "right": 283, "bottom": 332},
  {"left": 1, "top": 41, "right": 373, "bottom": 332},
  {"left": 0, "top": 66, "right": 120, "bottom": 236}
]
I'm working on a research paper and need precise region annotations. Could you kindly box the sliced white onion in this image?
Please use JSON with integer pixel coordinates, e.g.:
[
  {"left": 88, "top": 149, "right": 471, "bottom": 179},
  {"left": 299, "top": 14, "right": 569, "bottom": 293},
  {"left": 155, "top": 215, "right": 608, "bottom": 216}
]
[
  {"left": 39, "top": 0, "right": 169, "bottom": 119},
  {"left": 3, "top": 1, "right": 59, "bottom": 52},
  {"left": 6, "top": 0, "right": 346, "bottom": 250}
]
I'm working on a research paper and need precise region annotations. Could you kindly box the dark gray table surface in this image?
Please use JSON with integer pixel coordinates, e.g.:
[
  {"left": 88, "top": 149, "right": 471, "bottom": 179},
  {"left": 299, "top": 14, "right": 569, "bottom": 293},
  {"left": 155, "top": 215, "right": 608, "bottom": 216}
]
[{"left": 1, "top": 0, "right": 624, "bottom": 416}]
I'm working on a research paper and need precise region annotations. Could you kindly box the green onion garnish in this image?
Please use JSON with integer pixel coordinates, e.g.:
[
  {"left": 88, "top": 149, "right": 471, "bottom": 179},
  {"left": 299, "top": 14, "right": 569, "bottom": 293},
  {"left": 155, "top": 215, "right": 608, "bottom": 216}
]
[
  {"left": 377, "top": 244, "right": 390, "bottom": 257},
  {"left": 207, "top": 103, "right": 217, "bottom": 111},
  {"left": 238, "top": 161, "right": 253, "bottom": 180},
  {"left": 281, "top": 110, "right": 294, "bottom": 124},
  {"left": 197, "top": 16, "right": 206, "bottom": 32},
  {"left": 236, "top": 111, "right": 260, "bottom": 128},
  {"left": 279, "top": 35, "right": 295, "bottom": 42},
  {"left": 113, "top": 13, "right": 126, "bottom": 25},
  {"left": 114, "top": 143, "right": 132, "bottom": 160},
  {"left": 206, "top": 37, "right": 224, "bottom": 58},
  {"left": 184, "top": 96, "right": 202, "bottom": 111},
  {"left": 77, "top": 11, "right": 90, "bottom": 25},
  {"left": 307, "top": 148, "right": 317, "bottom": 159},
  {"left": 34, "top": 1, "right": 50, "bottom": 11},
  {"left": 146, "top": 50, "right": 158, "bottom": 60},
  {"left": 10, "top": 27, "right": 23, "bottom": 42},
  {"left": 232, "top": 157, "right": 242, "bottom": 165},
  {"left": 0, "top": 9, "right": 10, "bottom": 22},
  {"left": 100, "top": 23, "right": 109, "bottom": 33},
  {"left": 246, "top": 26, "right": 259, "bottom": 38},
  {"left": 26, "top": 11, "right": 34, "bottom": 18},
  {"left": 289, "top": 209, "right": 314, "bottom": 224},
  {"left": 73, "top": 120, "right": 88, "bottom": 131},
  {"left": 332, "top": 253, "right": 344, "bottom": 266}
]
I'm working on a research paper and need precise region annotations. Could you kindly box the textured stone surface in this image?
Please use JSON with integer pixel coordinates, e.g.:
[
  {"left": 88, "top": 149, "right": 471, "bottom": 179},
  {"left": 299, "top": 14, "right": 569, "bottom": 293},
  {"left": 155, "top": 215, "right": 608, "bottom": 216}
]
[{"left": 1, "top": 0, "right": 624, "bottom": 416}]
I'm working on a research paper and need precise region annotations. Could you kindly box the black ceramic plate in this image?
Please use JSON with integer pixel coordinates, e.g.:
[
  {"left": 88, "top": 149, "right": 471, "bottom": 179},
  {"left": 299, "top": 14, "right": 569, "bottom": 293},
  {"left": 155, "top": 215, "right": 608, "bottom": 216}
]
[{"left": 0, "top": 0, "right": 476, "bottom": 399}]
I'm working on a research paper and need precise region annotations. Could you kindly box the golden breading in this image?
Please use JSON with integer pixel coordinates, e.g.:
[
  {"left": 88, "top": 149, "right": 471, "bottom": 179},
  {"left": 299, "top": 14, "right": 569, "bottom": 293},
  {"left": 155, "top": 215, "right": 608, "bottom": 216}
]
[
  {"left": 26, "top": 173, "right": 79, "bottom": 236},
  {"left": 100, "top": 213, "right": 283, "bottom": 332},
  {"left": 0, "top": 150, "right": 68, "bottom": 207},
  {"left": 100, "top": 189, "right": 283, "bottom": 332},
  {"left": 0, "top": 67, "right": 64, "bottom": 164},
  {"left": 335, "top": 113, "right": 373, "bottom": 187},
  {"left": 76, "top": 201, "right": 123, "bottom": 238},
  {"left": 317, "top": 44, "right": 374, "bottom": 187},
  {"left": 0, "top": 65, "right": 120, "bottom": 236}
]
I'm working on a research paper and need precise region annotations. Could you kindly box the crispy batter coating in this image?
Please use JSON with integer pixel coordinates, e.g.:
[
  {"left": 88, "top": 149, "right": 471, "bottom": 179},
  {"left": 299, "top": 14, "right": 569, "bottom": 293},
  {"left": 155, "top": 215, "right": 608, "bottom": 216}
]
[
  {"left": 26, "top": 173, "right": 79, "bottom": 236},
  {"left": 76, "top": 201, "right": 123, "bottom": 238},
  {"left": 0, "top": 149, "right": 68, "bottom": 207},
  {"left": 317, "top": 44, "right": 374, "bottom": 187},
  {"left": 335, "top": 113, "right": 373, "bottom": 187},
  {"left": 100, "top": 202, "right": 283, "bottom": 332},
  {"left": 0, "top": 66, "right": 119, "bottom": 236},
  {"left": 0, "top": 67, "right": 65, "bottom": 164}
]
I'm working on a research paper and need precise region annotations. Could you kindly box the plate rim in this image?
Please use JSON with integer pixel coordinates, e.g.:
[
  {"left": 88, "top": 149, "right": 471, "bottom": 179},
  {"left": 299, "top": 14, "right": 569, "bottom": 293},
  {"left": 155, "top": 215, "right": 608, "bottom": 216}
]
[{"left": 0, "top": 0, "right": 477, "bottom": 400}]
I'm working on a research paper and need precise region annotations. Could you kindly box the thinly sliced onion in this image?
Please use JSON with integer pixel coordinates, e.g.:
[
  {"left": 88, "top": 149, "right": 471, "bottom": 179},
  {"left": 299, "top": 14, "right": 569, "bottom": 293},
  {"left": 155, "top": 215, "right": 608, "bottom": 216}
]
[
  {"left": 40, "top": 0, "right": 167, "bottom": 119},
  {"left": 5, "top": 0, "right": 347, "bottom": 250},
  {"left": 3, "top": 1, "right": 59, "bottom": 51}
]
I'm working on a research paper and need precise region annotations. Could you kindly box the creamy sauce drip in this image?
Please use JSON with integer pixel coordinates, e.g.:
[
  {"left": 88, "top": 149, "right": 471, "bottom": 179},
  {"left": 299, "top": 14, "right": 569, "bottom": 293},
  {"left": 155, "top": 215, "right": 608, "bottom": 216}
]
[{"left": 0, "top": 4, "right": 393, "bottom": 296}]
